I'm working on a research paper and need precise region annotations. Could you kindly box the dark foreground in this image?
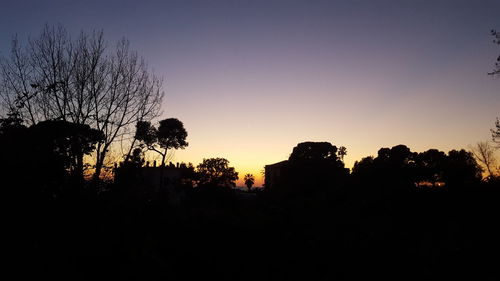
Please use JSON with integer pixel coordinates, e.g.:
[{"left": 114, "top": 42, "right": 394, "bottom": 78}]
[{"left": 6, "top": 181, "right": 500, "bottom": 281}]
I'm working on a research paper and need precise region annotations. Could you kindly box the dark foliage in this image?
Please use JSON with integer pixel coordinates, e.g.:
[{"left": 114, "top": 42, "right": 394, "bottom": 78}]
[
  {"left": 289, "top": 141, "right": 339, "bottom": 161},
  {"left": 135, "top": 118, "right": 188, "bottom": 167},
  {"left": 157, "top": 118, "right": 188, "bottom": 150},
  {"left": 0, "top": 118, "right": 102, "bottom": 190},
  {"left": 353, "top": 145, "right": 482, "bottom": 190},
  {"left": 196, "top": 157, "right": 239, "bottom": 188},
  {"left": 269, "top": 142, "right": 349, "bottom": 195},
  {"left": 244, "top": 173, "right": 255, "bottom": 191},
  {"left": 3, "top": 135, "right": 498, "bottom": 281}
]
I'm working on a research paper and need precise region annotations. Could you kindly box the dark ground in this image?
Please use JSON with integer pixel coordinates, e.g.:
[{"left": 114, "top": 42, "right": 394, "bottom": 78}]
[{"left": 5, "top": 181, "right": 500, "bottom": 281}]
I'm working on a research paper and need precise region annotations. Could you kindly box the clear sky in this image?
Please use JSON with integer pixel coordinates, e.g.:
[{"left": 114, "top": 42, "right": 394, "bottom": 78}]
[{"left": 1, "top": 0, "right": 499, "bottom": 186}]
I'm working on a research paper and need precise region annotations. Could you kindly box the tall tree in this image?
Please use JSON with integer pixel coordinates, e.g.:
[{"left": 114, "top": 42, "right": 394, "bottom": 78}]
[
  {"left": 135, "top": 118, "right": 188, "bottom": 188},
  {"left": 0, "top": 25, "right": 163, "bottom": 180},
  {"left": 135, "top": 118, "right": 188, "bottom": 167}
]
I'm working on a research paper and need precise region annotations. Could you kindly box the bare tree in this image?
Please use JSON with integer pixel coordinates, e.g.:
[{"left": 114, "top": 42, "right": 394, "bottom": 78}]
[
  {"left": 0, "top": 25, "right": 163, "bottom": 180},
  {"left": 91, "top": 39, "right": 163, "bottom": 179},
  {"left": 471, "top": 141, "right": 497, "bottom": 179}
]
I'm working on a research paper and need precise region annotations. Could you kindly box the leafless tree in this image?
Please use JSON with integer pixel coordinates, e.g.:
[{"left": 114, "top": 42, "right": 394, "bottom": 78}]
[
  {"left": 0, "top": 25, "right": 163, "bottom": 179},
  {"left": 471, "top": 141, "right": 497, "bottom": 179}
]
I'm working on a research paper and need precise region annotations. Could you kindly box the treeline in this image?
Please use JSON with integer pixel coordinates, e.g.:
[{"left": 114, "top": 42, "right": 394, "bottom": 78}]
[
  {"left": 266, "top": 141, "right": 490, "bottom": 197},
  {"left": 3, "top": 129, "right": 499, "bottom": 280},
  {"left": 352, "top": 145, "right": 483, "bottom": 188}
]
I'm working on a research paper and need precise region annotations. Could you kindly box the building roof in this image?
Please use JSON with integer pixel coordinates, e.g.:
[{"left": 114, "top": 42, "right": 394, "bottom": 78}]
[{"left": 265, "top": 160, "right": 289, "bottom": 168}]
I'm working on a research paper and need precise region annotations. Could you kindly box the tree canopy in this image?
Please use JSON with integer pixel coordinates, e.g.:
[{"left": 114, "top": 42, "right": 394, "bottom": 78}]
[
  {"left": 289, "top": 141, "right": 339, "bottom": 162},
  {"left": 352, "top": 145, "right": 482, "bottom": 188},
  {"left": 135, "top": 118, "right": 188, "bottom": 167},
  {"left": 196, "top": 158, "right": 238, "bottom": 188},
  {"left": 0, "top": 118, "right": 103, "bottom": 189}
]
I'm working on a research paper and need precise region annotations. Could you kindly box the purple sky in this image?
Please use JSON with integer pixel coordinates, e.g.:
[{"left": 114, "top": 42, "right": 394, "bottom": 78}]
[{"left": 1, "top": 0, "right": 499, "bottom": 185}]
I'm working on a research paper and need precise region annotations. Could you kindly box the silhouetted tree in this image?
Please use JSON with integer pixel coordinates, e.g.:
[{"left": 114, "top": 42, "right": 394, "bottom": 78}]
[
  {"left": 244, "top": 174, "right": 255, "bottom": 191},
  {"left": 471, "top": 141, "right": 497, "bottom": 179},
  {"left": 352, "top": 156, "right": 375, "bottom": 181},
  {"left": 272, "top": 141, "right": 349, "bottom": 194},
  {"left": 415, "top": 149, "right": 447, "bottom": 186},
  {"left": 0, "top": 118, "right": 102, "bottom": 192},
  {"left": 135, "top": 118, "right": 188, "bottom": 167},
  {"left": 134, "top": 118, "right": 188, "bottom": 188},
  {"left": 355, "top": 146, "right": 483, "bottom": 188},
  {"left": 157, "top": 119, "right": 188, "bottom": 164},
  {"left": 30, "top": 120, "right": 104, "bottom": 181},
  {"left": 0, "top": 112, "right": 24, "bottom": 133},
  {"left": 443, "top": 149, "right": 482, "bottom": 187},
  {"left": 289, "top": 141, "right": 339, "bottom": 162},
  {"left": 132, "top": 120, "right": 157, "bottom": 151},
  {"left": 196, "top": 158, "right": 238, "bottom": 188},
  {"left": 0, "top": 25, "right": 163, "bottom": 180},
  {"left": 0, "top": 113, "right": 29, "bottom": 188},
  {"left": 338, "top": 146, "right": 347, "bottom": 161},
  {"left": 374, "top": 145, "right": 417, "bottom": 186}
]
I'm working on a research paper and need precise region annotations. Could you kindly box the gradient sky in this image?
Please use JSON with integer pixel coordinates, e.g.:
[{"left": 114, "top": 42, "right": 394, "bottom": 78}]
[{"left": 1, "top": 0, "right": 499, "bottom": 186}]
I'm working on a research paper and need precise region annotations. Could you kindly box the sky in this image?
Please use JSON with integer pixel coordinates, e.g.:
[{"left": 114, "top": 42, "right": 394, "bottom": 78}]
[{"left": 1, "top": 0, "right": 499, "bottom": 186}]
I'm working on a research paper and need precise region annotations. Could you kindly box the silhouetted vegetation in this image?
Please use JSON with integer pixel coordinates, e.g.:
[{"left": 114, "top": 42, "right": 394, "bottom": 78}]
[
  {"left": 1, "top": 115, "right": 102, "bottom": 190},
  {"left": 266, "top": 142, "right": 349, "bottom": 196},
  {"left": 0, "top": 25, "right": 163, "bottom": 180},
  {"left": 3, "top": 25, "right": 500, "bottom": 281},
  {"left": 196, "top": 157, "right": 239, "bottom": 188},
  {"left": 135, "top": 118, "right": 188, "bottom": 167},
  {"left": 4, "top": 113, "right": 500, "bottom": 280},
  {"left": 352, "top": 145, "right": 482, "bottom": 190},
  {"left": 244, "top": 173, "right": 255, "bottom": 191}
]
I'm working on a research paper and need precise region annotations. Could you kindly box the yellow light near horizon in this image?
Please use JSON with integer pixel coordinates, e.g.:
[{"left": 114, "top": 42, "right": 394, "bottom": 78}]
[{"left": 235, "top": 168, "right": 264, "bottom": 187}]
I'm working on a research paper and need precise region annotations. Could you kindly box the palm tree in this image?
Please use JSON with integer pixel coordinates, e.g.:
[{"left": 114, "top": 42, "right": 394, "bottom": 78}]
[{"left": 244, "top": 174, "right": 255, "bottom": 192}]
